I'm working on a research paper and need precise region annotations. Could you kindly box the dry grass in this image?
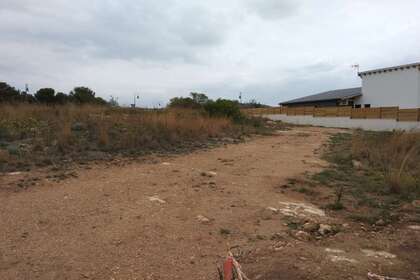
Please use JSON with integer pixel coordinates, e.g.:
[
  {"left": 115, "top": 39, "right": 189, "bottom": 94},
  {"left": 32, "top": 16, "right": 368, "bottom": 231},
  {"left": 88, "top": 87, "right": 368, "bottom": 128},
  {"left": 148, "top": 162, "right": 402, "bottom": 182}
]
[
  {"left": 352, "top": 130, "right": 420, "bottom": 195},
  {"left": 310, "top": 131, "right": 420, "bottom": 225},
  {"left": 0, "top": 104, "right": 254, "bottom": 172}
]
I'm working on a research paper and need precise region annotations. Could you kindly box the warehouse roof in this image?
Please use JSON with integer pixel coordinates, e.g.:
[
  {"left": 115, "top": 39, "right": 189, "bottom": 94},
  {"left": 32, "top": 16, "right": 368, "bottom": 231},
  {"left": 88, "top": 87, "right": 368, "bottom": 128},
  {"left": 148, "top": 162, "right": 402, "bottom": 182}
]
[{"left": 280, "top": 87, "right": 362, "bottom": 105}]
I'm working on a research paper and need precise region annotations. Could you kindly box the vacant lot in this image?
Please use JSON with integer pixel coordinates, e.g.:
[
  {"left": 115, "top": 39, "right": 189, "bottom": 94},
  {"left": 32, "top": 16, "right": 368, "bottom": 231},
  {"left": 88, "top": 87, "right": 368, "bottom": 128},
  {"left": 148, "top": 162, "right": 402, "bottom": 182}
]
[{"left": 1, "top": 127, "right": 419, "bottom": 280}]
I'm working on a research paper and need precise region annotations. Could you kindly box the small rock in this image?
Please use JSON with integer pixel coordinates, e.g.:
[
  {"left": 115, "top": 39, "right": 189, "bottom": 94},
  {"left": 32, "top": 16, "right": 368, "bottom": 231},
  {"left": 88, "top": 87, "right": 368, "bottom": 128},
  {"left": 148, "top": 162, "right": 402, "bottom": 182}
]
[
  {"left": 148, "top": 196, "right": 166, "bottom": 204},
  {"left": 318, "top": 224, "right": 332, "bottom": 236},
  {"left": 325, "top": 248, "right": 345, "bottom": 254},
  {"left": 197, "top": 215, "right": 211, "bottom": 224},
  {"left": 266, "top": 207, "right": 279, "bottom": 213},
  {"left": 362, "top": 249, "right": 396, "bottom": 259},
  {"left": 8, "top": 171, "right": 22, "bottom": 176},
  {"left": 329, "top": 255, "right": 358, "bottom": 263},
  {"left": 201, "top": 171, "right": 217, "bottom": 177},
  {"left": 367, "top": 272, "right": 405, "bottom": 280},
  {"left": 295, "top": 230, "right": 311, "bottom": 241},
  {"left": 278, "top": 201, "right": 325, "bottom": 218},
  {"left": 412, "top": 200, "right": 420, "bottom": 208},
  {"left": 303, "top": 222, "right": 319, "bottom": 233},
  {"left": 352, "top": 160, "right": 363, "bottom": 169},
  {"left": 408, "top": 225, "right": 420, "bottom": 231},
  {"left": 375, "top": 219, "right": 386, "bottom": 226}
]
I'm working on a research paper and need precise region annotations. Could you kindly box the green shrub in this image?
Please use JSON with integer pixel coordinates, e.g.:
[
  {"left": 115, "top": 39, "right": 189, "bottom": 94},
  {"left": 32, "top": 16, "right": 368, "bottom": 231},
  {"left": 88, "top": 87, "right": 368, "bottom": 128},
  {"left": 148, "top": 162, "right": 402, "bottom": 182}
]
[
  {"left": 204, "top": 99, "right": 243, "bottom": 122},
  {"left": 35, "top": 88, "right": 56, "bottom": 104},
  {"left": 168, "top": 97, "right": 201, "bottom": 109}
]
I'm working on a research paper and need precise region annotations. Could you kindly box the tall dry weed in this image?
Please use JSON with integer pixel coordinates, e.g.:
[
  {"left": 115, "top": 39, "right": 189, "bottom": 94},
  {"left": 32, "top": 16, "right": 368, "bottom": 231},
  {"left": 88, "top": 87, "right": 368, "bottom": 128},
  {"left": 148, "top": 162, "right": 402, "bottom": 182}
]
[{"left": 352, "top": 130, "right": 420, "bottom": 194}]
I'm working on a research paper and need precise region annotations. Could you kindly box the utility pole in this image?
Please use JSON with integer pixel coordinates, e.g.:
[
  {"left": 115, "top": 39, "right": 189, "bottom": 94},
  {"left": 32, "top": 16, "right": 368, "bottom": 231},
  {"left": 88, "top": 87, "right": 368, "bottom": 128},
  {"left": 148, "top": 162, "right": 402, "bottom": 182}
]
[{"left": 132, "top": 93, "right": 140, "bottom": 108}]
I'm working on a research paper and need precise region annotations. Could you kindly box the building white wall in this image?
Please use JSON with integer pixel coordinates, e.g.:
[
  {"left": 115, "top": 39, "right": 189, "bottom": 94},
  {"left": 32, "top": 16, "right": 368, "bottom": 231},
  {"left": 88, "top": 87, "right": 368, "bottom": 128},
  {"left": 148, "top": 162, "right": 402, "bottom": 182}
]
[
  {"left": 357, "top": 68, "right": 420, "bottom": 109},
  {"left": 264, "top": 114, "right": 420, "bottom": 132}
]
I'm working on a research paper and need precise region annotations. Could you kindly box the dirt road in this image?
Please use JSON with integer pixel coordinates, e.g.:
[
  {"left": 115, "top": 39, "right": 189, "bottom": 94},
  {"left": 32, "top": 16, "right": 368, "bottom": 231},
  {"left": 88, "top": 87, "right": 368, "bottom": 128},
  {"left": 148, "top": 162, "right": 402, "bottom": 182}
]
[{"left": 1, "top": 127, "right": 419, "bottom": 280}]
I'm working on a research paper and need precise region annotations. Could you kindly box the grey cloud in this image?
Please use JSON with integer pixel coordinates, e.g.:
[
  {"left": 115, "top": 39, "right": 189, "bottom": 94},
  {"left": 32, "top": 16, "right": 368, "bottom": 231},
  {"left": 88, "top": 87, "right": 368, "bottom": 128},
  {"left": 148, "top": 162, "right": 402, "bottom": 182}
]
[
  {"left": 0, "top": 0, "right": 229, "bottom": 62},
  {"left": 1, "top": 0, "right": 420, "bottom": 107},
  {"left": 170, "top": 7, "right": 226, "bottom": 47},
  {"left": 303, "top": 62, "right": 336, "bottom": 73},
  {"left": 246, "top": 0, "right": 300, "bottom": 20},
  {"left": 199, "top": 63, "right": 360, "bottom": 106}
]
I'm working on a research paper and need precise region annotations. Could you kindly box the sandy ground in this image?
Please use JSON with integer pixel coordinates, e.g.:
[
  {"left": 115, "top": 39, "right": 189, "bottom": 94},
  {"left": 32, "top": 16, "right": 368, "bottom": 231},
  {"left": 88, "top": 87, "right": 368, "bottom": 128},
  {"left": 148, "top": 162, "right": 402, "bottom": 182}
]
[{"left": 1, "top": 127, "right": 419, "bottom": 280}]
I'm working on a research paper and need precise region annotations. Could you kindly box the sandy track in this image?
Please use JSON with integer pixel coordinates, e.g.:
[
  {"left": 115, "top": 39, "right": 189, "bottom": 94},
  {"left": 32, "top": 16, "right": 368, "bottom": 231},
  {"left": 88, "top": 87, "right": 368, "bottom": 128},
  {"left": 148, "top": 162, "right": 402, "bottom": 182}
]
[{"left": 2, "top": 127, "right": 417, "bottom": 280}]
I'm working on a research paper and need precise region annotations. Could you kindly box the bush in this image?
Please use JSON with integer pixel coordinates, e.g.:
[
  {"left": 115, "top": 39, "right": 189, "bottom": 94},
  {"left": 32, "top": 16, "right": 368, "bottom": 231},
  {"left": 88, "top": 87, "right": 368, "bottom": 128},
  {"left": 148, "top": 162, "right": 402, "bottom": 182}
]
[
  {"left": 35, "top": 88, "right": 56, "bottom": 104},
  {"left": 168, "top": 97, "right": 201, "bottom": 109},
  {"left": 203, "top": 99, "right": 243, "bottom": 122},
  {"left": 168, "top": 93, "right": 245, "bottom": 123},
  {"left": 69, "top": 87, "right": 97, "bottom": 104},
  {"left": 0, "top": 82, "right": 23, "bottom": 103},
  {"left": 55, "top": 92, "right": 72, "bottom": 104}
]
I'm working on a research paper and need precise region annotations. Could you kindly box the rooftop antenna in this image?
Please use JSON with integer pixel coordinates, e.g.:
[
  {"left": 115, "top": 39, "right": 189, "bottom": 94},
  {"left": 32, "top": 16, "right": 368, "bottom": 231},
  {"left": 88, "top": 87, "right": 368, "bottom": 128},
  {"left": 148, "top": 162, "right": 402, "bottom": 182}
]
[{"left": 351, "top": 64, "right": 360, "bottom": 74}]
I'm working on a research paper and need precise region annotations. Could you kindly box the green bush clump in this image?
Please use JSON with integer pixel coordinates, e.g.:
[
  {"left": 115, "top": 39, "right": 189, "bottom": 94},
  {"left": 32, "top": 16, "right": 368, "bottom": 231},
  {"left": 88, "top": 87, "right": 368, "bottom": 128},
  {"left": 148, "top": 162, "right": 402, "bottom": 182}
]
[
  {"left": 204, "top": 99, "right": 243, "bottom": 122},
  {"left": 168, "top": 92, "right": 246, "bottom": 122}
]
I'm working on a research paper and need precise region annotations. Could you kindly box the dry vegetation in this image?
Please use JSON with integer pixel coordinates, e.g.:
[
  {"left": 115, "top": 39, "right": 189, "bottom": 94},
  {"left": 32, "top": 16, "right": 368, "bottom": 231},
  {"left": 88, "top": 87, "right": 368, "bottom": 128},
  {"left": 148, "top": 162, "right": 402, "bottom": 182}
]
[
  {"left": 352, "top": 130, "right": 420, "bottom": 195},
  {"left": 310, "top": 130, "right": 420, "bottom": 226},
  {"left": 0, "top": 104, "right": 267, "bottom": 172}
]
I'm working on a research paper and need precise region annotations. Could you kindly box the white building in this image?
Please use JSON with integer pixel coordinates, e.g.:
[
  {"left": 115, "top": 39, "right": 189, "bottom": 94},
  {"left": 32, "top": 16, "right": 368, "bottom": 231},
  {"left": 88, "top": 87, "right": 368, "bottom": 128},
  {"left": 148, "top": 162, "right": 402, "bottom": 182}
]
[
  {"left": 356, "top": 62, "right": 420, "bottom": 109},
  {"left": 280, "top": 62, "right": 420, "bottom": 109}
]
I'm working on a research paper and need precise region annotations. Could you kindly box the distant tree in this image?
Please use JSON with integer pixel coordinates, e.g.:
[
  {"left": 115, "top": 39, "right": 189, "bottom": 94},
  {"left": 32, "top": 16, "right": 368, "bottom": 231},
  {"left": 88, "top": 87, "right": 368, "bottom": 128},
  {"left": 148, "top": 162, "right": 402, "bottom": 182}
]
[
  {"left": 190, "top": 92, "right": 209, "bottom": 105},
  {"left": 95, "top": 96, "right": 107, "bottom": 105},
  {"left": 69, "top": 87, "right": 97, "bottom": 104},
  {"left": 167, "top": 92, "right": 209, "bottom": 109},
  {"left": 108, "top": 96, "right": 119, "bottom": 107},
  {"left": 35, "top": 88, "right": 56, "bottom": 104},
  {"left": 168, "top": 97, "right": 201, "bottom": 109},
  {"left": 0, "top": 82, "right": 21, "bottom": 103},
  {"left": 55, "top": 92, "right": 71, "bottom": 104}
]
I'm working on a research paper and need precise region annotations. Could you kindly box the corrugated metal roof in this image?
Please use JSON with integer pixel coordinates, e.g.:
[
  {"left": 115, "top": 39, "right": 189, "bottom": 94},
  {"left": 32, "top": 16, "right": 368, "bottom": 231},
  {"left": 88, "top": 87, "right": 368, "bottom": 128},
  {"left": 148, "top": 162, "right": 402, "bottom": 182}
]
[
  {"left": 358, "top": 62, "right": 420, "bottom": 77},
  {"left": 280, "top": 87, "right": 362, "bottom": 105}
]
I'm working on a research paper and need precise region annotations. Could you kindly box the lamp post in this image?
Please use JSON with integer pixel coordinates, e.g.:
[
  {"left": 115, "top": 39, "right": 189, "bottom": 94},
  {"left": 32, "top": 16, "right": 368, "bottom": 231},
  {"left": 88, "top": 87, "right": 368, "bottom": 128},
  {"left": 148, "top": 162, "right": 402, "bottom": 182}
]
[{"left": 132, "top": 94, "right": 140, "bottom": 108}]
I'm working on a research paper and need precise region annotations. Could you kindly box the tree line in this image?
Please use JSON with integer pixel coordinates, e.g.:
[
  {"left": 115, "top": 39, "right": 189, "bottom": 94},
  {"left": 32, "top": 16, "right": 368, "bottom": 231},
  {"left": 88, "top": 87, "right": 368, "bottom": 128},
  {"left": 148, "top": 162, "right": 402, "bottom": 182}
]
[
  {"left": 0, "top": 82, "right": 109, "bottom": 105},
  {"left": 1, "top": 81, "right": 267, "bottom": 110}
]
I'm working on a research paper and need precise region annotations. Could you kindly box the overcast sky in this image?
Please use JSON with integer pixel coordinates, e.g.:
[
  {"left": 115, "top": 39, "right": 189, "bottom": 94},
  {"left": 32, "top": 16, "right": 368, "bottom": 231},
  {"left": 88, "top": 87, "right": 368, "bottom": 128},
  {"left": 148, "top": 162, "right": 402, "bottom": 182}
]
[{"left": 1, "top": 0, "right": 420, "bottom": 106}]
